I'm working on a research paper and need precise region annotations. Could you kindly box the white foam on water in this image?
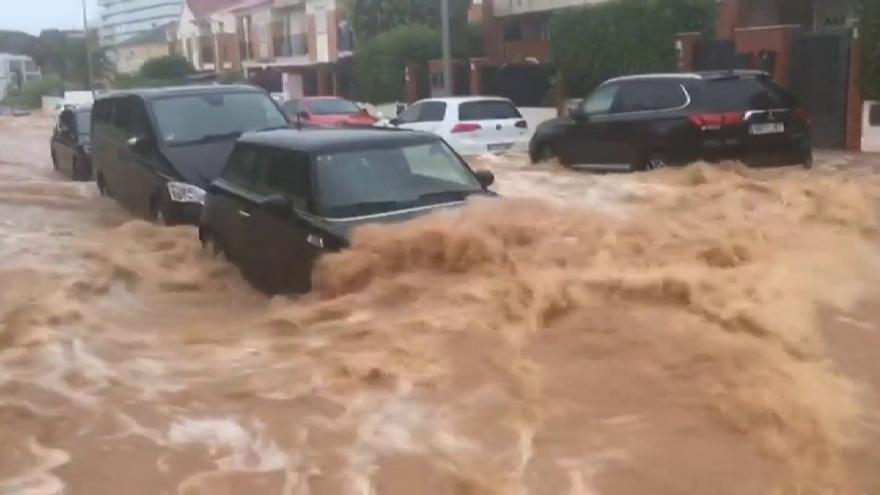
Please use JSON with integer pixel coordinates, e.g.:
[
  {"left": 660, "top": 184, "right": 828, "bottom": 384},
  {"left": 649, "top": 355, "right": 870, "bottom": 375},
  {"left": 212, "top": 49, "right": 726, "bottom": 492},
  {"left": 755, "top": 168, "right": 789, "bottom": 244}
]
[
  {"left": 167, "top": 417, "right": 288, "bottom": 472},
  {"left": 0, "top": 439, "right": 70, "bottom": 495}
]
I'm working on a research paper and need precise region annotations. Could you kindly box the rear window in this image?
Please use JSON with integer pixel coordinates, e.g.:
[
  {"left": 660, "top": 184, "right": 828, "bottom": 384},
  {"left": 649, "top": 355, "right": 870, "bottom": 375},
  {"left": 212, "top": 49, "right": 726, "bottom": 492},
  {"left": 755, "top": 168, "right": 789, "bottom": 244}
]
[
  {"left": 699, "top": 77, "right": 797, "bottom": 112},
  {"left": 458, "top": 100, "right": 522, "bottom": 121}
]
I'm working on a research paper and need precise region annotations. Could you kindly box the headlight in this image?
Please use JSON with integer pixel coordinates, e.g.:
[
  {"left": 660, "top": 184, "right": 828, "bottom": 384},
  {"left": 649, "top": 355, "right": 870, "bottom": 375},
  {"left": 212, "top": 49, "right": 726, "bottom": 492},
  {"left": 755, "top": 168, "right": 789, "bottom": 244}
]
[{"left": 166, "top": 182, "right": 206, "bottom": 205}]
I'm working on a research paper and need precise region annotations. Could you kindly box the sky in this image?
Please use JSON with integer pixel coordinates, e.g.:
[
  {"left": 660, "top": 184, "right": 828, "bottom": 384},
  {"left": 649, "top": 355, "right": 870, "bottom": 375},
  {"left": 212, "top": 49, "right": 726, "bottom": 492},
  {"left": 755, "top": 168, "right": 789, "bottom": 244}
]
[{"left": 0, "top": 0, "right": 100, "bottom": 35}]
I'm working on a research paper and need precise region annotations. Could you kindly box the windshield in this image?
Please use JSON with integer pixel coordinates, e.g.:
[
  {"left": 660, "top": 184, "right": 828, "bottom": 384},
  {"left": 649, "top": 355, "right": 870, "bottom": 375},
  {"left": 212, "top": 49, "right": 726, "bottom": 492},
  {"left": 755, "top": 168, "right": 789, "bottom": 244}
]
[
  {"left": 308, "top": 99, "right": 361, "bottom": 115},
  {"left": 315, "top": 141, "right": 482, "bottom": 218},
  {"left": 151, "top": 92, "right": 287, "bottom": 145},
  {"left": 76, "top": 111, "right": 91, "bottom": 135}
]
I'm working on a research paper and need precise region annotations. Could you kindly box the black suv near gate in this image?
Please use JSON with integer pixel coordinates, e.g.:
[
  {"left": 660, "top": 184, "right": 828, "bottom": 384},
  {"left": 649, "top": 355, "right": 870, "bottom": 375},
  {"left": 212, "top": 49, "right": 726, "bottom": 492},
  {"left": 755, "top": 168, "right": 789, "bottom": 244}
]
[
  {"left": 200, "top": 128, "right": 496, "bottom": 294},
  {"left": 92, "top": 85, "right": 288, "bottom": 224},
  {"left": 530, "top": 71, "right": 812, "bottom": 170}
]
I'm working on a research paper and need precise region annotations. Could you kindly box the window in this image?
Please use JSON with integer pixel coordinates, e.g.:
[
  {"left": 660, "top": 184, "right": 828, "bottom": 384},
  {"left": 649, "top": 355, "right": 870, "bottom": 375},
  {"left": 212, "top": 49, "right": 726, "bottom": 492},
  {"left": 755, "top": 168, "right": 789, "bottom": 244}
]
[
  {"left": 259, "top": 150, "right": 312, "bottom": 208},
  {"left": 314, "top": 141, "right": 481, "bottom": 218},
  {"left": 614, "top": 81, "right": 688, "bottom": 113},
  {"left": 94, "top": 99, "right": 115, "bottom": 124},
  {"left": 397, "top": 103, "right": 423, "bottom": 123},
  {"left": 150, "top": 92, "right": 287, "bottom": 145},
  {"left": 870, "top": 104, "right": 880, "bottom": 128},
  {"left": 222, "top": 146, "right": 262, "bottom": 189},
  {"left": 308, "top": 99, "right": 360, "bottom": 115},
  {"left": 76, "top": 111, "right": 92, "bottom": 136},
  {"left": 699, "top": 76, "right": 797, "bottom": 112},
  {"left": 60, "top": 110, "right": 76, "bottom": 135},
  {"left": 418, "top": 101, "right": 446, "bottom": 122},
  {"left": 581, "top": 84, "right": 619, "bottom": 115},
  {"left": 458, "top": 100, "right": 522, "bottom": 121}
]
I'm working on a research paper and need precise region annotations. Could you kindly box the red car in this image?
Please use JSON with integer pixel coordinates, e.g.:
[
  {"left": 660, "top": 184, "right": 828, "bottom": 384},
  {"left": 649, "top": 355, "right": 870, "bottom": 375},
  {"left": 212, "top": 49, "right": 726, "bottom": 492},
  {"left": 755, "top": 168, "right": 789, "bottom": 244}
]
[{"left": 282, "top": 97, "right": 378, "bottom": 127}]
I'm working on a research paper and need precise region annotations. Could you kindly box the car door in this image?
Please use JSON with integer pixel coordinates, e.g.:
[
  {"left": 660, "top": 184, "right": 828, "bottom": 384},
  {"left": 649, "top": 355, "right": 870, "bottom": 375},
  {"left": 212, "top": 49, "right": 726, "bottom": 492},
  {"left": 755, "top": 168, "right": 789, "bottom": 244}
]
[
  {"left": 559, "top": 83, "right": 621, "bottom": 167},
  {"left": 245, "top": 148, "right": 317, "bottom": 293},
  {"left": 119, "top": 97, "right": 163, "bottom": 216},
  {"left": 205, "top": 144, "right": 262, "bottom": 265}
]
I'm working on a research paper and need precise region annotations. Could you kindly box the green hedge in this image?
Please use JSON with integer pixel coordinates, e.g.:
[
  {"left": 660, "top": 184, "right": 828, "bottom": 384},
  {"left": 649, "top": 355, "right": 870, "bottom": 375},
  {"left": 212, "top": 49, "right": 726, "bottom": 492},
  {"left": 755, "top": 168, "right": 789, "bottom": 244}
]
[
  {"left": 1, "top": 74, "right": 65, "bottom": 108},
  {"left": 861, "top": 0, "right": 880, "bottom": 100},
  {"left": 549, "top": 0, "right": 715, "bottom": 97},
  {"left": 354, "top": 24, "right": 441, "bottom": 103}
]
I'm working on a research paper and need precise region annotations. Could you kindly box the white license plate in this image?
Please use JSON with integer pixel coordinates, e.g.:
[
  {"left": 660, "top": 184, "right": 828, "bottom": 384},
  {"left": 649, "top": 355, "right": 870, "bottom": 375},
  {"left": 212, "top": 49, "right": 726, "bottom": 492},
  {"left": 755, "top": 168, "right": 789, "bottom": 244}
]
[
  {"left": 488, "top": 143, "right": 513, "bottom": 152},
  {"left": 749, "top": 123, "right": 785, "bottom": 135}
]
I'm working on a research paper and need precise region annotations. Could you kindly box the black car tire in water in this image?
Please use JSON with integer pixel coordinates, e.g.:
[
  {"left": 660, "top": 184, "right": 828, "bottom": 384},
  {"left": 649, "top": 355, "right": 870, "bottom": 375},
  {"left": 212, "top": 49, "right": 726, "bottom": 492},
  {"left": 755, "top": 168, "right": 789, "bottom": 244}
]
[
  {"left": 800, "top": 138, "right": 814, "bottom": 169},
  {"left": 200, "top": 229, "right": 225, "bottom": 259},
  {"left": 639, "top": 151, "right": 668, "bottom": 172},
  {"left": 96, "top": 172, "right": 109, "bottom": 197},
  {"left": 532, "top": 143, "right": 559, "bottom": 165}
]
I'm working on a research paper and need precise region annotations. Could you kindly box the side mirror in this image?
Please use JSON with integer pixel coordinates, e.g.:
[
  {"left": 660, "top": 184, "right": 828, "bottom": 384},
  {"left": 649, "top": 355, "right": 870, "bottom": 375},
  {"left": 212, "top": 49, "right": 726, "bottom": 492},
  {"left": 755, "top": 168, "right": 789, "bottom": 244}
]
[
  {"left": 474, "top": 169, "right": 495, "bottom": 188},
  {"left": 570, "top": 107, "right": 589, "bottom": 122},
  {"left": 262, "top": 194, "right": 293, "bottom": 218},
  {"left": 126, "top": 135, "right": 154, "bottom": 153},
  {"left": 296, "top": 110, "right": 310, "bottom": 121},
  {"left": 395, "top": 103, "right": 407, "bottom": 116},
  {"left": 388, "top": 117, "right": 402, "bottom": 127}
]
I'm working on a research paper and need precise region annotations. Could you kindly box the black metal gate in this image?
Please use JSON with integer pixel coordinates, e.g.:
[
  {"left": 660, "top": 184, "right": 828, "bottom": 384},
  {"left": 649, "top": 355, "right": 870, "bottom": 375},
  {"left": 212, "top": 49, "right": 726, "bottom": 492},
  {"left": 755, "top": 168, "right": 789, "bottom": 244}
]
[
  {"left": 694, "top": 39, "right": 737, "bottom": 71},
  {"left": 789, "top": 30, "right": 851, "bottom": 149}
]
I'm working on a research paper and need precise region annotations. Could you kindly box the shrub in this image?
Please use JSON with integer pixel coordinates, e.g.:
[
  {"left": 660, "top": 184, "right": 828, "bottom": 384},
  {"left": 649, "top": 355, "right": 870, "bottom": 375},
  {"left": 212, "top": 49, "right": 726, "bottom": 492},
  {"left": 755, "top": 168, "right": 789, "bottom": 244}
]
[
  {"left": 1, "top": 73, "right": 65, "bottom": 108},
  {"left": 139, "top": 55, "right": 194, "bottom": 80},
  {"left": 354, "top": 24, "right": 441, "bottom": 103},
  {"left": 549, "top": 0, "right": 715, "bottom": 97}
]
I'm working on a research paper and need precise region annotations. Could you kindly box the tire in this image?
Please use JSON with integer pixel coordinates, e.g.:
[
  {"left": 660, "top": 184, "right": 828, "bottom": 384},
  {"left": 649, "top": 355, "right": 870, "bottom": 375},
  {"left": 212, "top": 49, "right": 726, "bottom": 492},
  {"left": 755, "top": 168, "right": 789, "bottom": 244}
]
[
  {"left": 72, "top": 158, "right": 89, "bottom": 182},
  {"left": 200, "top": 229, "right": 225, "bottom": 259},
  {"left": 96, "top": 172, "right": 109, "bottom": 197},
  {"left": 531, "top": 143, "right": 558, "bottom": 164},
  {"left": 799, "top": 138, "right": 813, "bottom": 169},
  {"left": 637, "top": 151, "right": 668, "bottom": 172}
]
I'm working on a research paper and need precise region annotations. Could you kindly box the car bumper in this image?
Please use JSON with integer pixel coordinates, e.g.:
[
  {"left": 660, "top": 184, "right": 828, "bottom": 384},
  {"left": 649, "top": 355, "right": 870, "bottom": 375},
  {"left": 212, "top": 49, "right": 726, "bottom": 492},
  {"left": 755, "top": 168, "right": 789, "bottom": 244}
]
[
  {"left": 449, "top": 137, "right": 530, "bottom": 157},
  {"left": 697, "top": 133, "right": 810, "bottom": 166},
  {"left": 165, "top": 201, "right": 203, "bottom": 225}
]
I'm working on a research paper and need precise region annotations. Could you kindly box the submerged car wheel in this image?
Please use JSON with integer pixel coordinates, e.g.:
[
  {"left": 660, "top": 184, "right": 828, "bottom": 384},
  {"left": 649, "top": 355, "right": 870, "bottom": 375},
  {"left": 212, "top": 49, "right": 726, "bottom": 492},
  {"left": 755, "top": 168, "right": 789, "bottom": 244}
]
[
  {"left": 800, "top": 139, "right": 814, "bottom": 169},
  {"left": 532, "top": 143, "right": 559, "bottom": 164},
  {"left": 640, "top": 152, "right": 668, "bottom": 172},
  {"left": 96, "top": 173, "right": 109, "bottom": 196},
  {"left": 201, "top": 230, "right": 225, "bottom": 259}
]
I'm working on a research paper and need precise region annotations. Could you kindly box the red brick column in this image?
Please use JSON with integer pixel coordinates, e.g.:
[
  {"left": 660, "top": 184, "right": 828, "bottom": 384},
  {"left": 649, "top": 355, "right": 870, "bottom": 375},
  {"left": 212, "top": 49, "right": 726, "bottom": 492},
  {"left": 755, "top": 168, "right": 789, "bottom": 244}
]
[
  {"left": 717, "top": 0, "right": 745, "bottom": 40},
  {"left": 675, "top": 32, "right": 702, "bottom": 71}
]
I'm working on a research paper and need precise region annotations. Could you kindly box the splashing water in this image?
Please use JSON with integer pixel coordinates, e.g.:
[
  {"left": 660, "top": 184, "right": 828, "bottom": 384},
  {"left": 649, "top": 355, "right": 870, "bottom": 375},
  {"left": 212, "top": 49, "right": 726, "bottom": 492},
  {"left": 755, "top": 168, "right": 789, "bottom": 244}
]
[{"left": 1, "top": 115, "right": 880, "bottom": 494}]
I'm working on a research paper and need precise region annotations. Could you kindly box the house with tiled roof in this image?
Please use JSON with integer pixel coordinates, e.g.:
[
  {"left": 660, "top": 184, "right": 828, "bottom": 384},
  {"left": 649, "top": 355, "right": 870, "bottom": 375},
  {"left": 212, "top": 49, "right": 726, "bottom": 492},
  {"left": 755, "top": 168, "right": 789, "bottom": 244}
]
[{"left": 172, "top": 0, "right": 356, "bottom": 98}]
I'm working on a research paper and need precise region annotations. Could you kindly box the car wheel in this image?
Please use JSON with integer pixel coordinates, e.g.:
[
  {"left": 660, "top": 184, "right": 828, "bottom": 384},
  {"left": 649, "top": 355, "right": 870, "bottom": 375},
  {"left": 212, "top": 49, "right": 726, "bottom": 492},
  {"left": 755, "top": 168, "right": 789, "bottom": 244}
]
[
  {"left": 640, "top": 152, "right": 668, "bottom": 172},
  {"left": 532, "top": 143, "right": 558, "bottom": 164},
  {"left": 96, "top": 173, "right": 109, "bottom": 196},
  {"left": 201, "top": 229, "right": 225, "bottom": 259},
  {"left": 800, "top": 139, "right": 813, "bottom": 169},
  {"left": 72, "top": 158, "right": 88, "bottom": 182}
]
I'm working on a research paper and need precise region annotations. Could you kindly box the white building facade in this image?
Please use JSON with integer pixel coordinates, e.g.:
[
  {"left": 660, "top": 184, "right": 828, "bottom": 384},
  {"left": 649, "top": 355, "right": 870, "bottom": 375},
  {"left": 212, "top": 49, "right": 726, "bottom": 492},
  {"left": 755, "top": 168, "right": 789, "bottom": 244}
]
[
  {"left": 0, "top": 53, "right": 42, "bottom": 101},
  {"left": 98, "top": 0, "right": 184, "bottom": 47}
]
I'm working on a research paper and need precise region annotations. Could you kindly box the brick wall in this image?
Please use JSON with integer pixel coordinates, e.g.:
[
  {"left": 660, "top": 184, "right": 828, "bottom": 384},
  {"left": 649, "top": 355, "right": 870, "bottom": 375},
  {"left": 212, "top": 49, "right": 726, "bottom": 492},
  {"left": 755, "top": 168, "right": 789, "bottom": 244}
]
[{"left": 717, "top": 0, "right": 745, "bottom": 39}]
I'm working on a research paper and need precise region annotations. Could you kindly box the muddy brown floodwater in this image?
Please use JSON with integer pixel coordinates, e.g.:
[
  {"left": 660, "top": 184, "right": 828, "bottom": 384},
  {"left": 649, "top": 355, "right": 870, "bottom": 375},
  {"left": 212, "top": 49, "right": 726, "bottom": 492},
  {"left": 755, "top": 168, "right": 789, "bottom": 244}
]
[{"left": 1, "top": 114, "right": 880, "bottom": 495}]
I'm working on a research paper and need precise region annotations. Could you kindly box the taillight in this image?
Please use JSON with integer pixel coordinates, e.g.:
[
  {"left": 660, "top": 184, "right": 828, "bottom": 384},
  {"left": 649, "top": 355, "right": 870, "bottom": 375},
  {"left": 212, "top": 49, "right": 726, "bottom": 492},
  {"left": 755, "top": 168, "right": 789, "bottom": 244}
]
[
  {"left": 451, "top": 122, "right": 481, "bottom": 133},
  {"left": 515, "top": 120, "right": 528, "bottom": 129},
  {"left": 689, "top": 112, "right": 745, "bottom": 130}
]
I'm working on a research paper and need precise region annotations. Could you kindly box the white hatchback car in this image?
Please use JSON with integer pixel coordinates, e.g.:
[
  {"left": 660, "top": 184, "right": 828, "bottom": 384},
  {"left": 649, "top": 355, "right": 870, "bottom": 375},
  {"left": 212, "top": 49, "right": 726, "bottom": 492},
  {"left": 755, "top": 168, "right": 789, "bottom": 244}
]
[{"left": 382, "top": 97, "right": 530, "bottom": 156}]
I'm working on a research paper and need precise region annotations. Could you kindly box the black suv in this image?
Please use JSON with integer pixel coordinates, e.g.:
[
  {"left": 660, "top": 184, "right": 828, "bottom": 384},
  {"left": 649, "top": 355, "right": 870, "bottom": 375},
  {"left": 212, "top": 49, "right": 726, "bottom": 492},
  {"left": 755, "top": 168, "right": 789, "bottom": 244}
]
[
  {"left": 92, "top": 85, "right": 288, "bottom": 224},
  {"left": 200, "top": 128, "right": 496, "bottom": 294},
  {"left": 51, "top": 104, "right": 93, "bottom": 181},
  {"left": 530, "top": 71, "right": 812, "bottom": 170}
]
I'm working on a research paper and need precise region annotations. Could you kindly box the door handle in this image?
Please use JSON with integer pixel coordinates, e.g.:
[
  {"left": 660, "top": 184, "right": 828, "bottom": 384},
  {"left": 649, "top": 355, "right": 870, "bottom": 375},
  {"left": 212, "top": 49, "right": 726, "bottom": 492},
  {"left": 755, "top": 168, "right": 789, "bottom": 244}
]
[{"left": 238, "top": 210, "right": 251, "bottom": 218}]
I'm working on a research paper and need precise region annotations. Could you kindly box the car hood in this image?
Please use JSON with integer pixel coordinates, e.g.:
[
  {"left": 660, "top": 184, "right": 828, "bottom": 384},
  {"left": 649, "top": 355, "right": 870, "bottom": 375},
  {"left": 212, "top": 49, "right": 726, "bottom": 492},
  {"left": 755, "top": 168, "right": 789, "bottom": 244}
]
[
  {"left": 315, "top": 197, "right": 482, "bottom": 242},
  {"left": 160, "top": 140, "right": 238, "bottom": 188}
]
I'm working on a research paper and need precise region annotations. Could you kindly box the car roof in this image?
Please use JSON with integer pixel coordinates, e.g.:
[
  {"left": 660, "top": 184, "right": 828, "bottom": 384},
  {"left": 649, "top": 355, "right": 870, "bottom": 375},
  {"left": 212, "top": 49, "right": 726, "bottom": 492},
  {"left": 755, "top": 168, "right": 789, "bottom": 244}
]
[
  {"left": 413, "top": 96, "right": 515, "bottom": 105},
  {"left": 239, "top": 128, "right": 443, "bottom": 154},
  {"left": 95, "top": 84, "right": 263, "bottom": 101},
  {"left": 604, "top": 70, "right": 768, "bottom": 84}
]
